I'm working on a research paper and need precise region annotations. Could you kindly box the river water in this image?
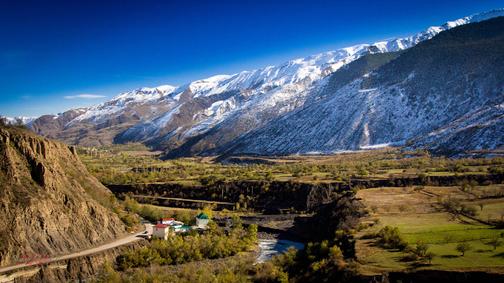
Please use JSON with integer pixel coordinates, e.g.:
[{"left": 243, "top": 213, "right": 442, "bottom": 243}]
[{"left": 256, "top": 239, "right": 304, "bottom": 263}]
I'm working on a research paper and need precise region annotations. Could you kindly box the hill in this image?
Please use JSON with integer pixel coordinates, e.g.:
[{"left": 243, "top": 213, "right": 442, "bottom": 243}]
[{"left": 0, "top": 126, "right": 127, "bottom": 267}]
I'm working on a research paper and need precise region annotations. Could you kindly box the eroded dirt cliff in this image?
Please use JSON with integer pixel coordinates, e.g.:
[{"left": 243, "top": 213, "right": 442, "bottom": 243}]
[{"left": 0, "top": 126, "right": 127, "bottom": 267}]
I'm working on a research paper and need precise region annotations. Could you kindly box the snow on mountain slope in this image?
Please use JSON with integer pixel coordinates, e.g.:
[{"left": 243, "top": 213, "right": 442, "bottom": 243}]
[
  {"left": 409, "top": 104, "right": 504, "bottom": 154},
  {"left": 3, "top": 116, "right": 38, "bottom": 126},
  {"left": 219, "top": 15, "right": 504, "bottom": 156},
  {"left": 70, "top": 85, "right": 177, "bottom": 124},
  {"left": 125, "top": 10, "right": 504, "bottom": 155},
  {"left": 30, "top": 9, "right": 504, "bottom": 154}
]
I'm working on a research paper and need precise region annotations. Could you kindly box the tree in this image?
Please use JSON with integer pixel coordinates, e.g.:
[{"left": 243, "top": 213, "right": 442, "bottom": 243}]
[
  {"left": 414, "top": 242, "right": 429, "bottom": 258},
  {"left": 376, "top": 226, "right": 408, "bottom": 250},
  {"left": 456, "top": 242, "right": 472, "bottom": 256},
  {"left": 99, "top": 261, "right": 122, "bottom": 283},
  {"left": 201, "top": 205, "right": 214, "bottom": 220},
  {"left": 425, "top": 251, "right": 435, "bottom": 264}
]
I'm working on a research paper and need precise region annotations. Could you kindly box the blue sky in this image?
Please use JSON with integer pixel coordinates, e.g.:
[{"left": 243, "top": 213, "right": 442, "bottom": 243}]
[{"left": 1, "top": 0, "right": 503, "bottom": 117}]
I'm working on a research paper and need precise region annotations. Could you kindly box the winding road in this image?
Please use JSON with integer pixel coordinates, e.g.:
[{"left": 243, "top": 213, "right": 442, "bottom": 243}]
[{"left": 0, "top": 224, "right": 153, "bottom": 275}]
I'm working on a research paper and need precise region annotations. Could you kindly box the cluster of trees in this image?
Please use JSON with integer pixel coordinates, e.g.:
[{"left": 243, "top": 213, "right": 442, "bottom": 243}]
[
  {"left": 375, "top": 226, "right": 409, "bottom": 250},
  {"left": 122, "top": 196, "right": 198, "bottom": 224},
  {"left": 453, "top": 237, "right": 503, "bottom": 257},
  {"left": 375, "top": 225, "right": 504, "bottom": 265},
  {"left": 79, "top": 141, "right": 504, "bottom": 186},
  {"left": 440, "top": 198, "right": 479, "bottom": 217},
  {"left": 100, "top": 239, "right": 350, "bottom": 283},
  {"left": 116, "top": 219, "right": 257, "bottom": 270},
  {"left": 488, "top": 166, "right": 504, "bottom": 174},
  {"left": 253, "top": 233, "right": 357, "bottom": 283},
  {"left": 404, "top": 242, "right": 435, "bottom": 264},
  {"left": 123, "top": 196, "right": 165, "bottom": 222},
  {"left": 375, "top": 226, "right": 434, "bottom": 264},
  {"left": 95, "top": 255, "right": 253, "bottom": 283}
]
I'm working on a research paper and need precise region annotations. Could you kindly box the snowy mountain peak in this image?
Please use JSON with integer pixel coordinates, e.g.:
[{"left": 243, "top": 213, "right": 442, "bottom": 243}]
[
  {"left": 188, "top": 75, "right": 233, "bottom": 97},
  {"left": 112, "top": 84, "right": 177, "bottom": 104},
  {"left": 31, "top": 9, "right": 504, "bottom": 153},
  {"left": 3, "top": 116, "right": 38, "bottom": 125},
  {"left": 67, "top": 9, "right": 504, "bottom": 118}
]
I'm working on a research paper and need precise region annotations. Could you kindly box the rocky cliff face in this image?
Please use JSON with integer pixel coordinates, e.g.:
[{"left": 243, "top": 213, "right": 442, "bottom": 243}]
[{"left": 0, "top": 126, "right": 127, "bottom": 267}]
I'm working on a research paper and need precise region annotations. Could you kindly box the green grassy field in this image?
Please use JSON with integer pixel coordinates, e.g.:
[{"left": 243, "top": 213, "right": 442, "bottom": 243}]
[{"left": 356, "top": 186, "right": 504, "bottom": 274}]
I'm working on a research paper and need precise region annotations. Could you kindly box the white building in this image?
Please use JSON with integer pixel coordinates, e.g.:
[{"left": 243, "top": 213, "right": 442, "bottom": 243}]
[
  {"left": 159, "top": 218, "right": 175, "bottom": 225},
  {"left": 195, "top": 212, "right": 209, "bottom": 229},
  {"left": 152, "top": 224, "right": 170, "bottom": 240}
]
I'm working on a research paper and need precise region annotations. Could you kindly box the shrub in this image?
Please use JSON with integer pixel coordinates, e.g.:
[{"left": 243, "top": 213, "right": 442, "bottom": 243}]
[
  {"left": 424, "top": 251, "right": 435, "bottom": 264},
  {"left": 120, "top": 213, "right": 139, "bottom": 227},
  {"left": 456, "top": 242, "right": 472, "bottom": 256},
  {"left": 376, "top": 226, "right": 408, "bottom": 250}
]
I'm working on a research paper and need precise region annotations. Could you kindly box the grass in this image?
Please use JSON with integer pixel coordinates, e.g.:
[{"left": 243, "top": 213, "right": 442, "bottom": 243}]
[
  {"left": 377, "top": 213, "right": 501, "bottom": 244},
  {"left": 356, "top": 186, "right": 504, "bottom": 273},
  {"left": 476, "top": 201, "right": 504, "bottom": 222},
  {"left": 359, "top": 238, "right": 504, "bottom": 273}
]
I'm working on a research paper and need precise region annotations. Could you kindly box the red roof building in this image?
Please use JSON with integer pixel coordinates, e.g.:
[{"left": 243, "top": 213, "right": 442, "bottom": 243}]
[{"left": 155, "top": 223, "right": 169, "bottom": 229}]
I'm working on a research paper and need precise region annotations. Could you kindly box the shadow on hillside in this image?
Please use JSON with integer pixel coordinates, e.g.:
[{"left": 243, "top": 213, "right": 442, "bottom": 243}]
[
  {"left": 440, "top": 254, "right": 458, "bottom": 259},
  {"left": 492, "top": 252, "right": 504, "bottom": 258}
]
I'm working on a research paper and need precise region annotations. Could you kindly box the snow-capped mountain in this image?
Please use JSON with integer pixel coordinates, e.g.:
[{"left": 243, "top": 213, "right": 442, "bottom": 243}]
[
  {"left": 3, "top": 116, "right": 37, "bottom": 126},
  {"left": 30, "top": 9, "right": 504, "bottom": 155},
  {"left": 219, "top": 15, "right": 504, "bottom": 156}
]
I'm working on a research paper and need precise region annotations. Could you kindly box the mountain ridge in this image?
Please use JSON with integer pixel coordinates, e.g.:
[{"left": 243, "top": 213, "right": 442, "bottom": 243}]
[
  {"left": 217, "top": 16, "right": 504, "bottom": 156},
  {"left": 28, "top": 9, "right": 504, "bottom": 156}
]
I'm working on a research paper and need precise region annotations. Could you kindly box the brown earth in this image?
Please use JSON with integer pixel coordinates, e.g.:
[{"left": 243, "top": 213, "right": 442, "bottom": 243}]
[{"left": 0, "top": 126, "right": 127, "bottom": 267}]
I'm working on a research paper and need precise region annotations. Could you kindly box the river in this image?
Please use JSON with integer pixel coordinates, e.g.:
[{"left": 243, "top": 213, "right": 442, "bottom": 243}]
[{"left": 256, "top": 238, "right": 304, "bottom": 263}]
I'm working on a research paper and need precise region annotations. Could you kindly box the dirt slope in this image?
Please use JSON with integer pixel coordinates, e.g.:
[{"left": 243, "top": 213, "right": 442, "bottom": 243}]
[{"left": 0, "top": 126, "right": 126, "bottom": 267}]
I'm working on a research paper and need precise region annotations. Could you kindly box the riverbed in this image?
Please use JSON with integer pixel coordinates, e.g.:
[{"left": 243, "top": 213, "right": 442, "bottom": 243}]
[{"left": 256, "top": 238, "right": 304, "bottom": 263}]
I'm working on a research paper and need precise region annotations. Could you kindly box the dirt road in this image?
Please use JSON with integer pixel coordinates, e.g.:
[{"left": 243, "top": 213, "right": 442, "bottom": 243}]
[{"left": 0, "top": 224, "right": 152, "bottom": 275}]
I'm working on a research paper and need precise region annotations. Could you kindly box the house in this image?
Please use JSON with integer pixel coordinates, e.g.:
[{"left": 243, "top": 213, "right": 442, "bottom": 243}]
[
  {"left": 195, "top": 212, "right": 209, "bottom": 229},
  {"left": 172, "top": 220, "right": 184, "bottom": 226},
  {"left": 159, "top": 218, "right": 175, "bottom": 225},
  {"left": 173, "top": 224, "right": 192, "bottom": 233},
  {"left": 152, "top": 223, "right": 170, "bottom": 240}
]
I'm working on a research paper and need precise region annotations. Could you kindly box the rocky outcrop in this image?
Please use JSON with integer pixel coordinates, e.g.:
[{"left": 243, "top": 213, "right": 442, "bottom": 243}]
[
  {"left": 106, "top": 173, "right": 503, "bottom": 212},
  {"left": 0, "top": 127, "right": 127, "bottom": 267},
  {"left": 108, "top": 181, "right": 345, "bottom": 213}
]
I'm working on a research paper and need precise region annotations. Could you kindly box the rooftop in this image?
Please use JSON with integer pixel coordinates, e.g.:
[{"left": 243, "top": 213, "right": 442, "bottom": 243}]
[{"left": 196, "top": 212, "right": 209, "bottom": 219}]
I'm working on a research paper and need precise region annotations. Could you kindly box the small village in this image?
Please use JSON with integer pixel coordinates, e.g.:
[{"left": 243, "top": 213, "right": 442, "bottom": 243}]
[{"left": 150, "top": 212, "right": 210, "bottom": 240}]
